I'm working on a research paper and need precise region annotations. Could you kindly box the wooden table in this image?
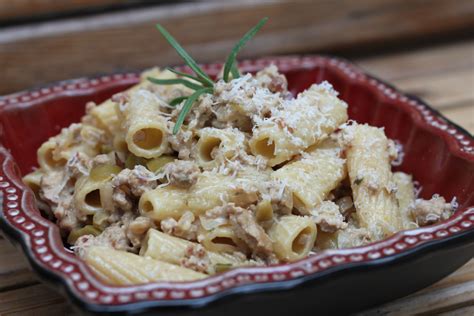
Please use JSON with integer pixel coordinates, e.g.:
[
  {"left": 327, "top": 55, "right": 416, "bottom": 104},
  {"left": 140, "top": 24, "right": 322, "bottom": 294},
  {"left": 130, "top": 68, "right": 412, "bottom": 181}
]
[
  {"left": 0, "top": 0, "right": 473, "bottom": 312},
  {"left": 0, "top": 37, "right": 472, "bottom": 316}
]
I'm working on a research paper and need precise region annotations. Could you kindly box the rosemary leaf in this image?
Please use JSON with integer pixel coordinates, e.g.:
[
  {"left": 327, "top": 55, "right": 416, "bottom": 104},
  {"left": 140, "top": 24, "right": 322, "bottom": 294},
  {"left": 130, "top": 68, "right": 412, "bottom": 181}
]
[
  {"left": 223, "top": 17, "right": 268, "bottom": 82},
  {"left": 230, "top": 61, "right": 240, "bottom": 79},
  {"left": 156, "top": 24, "right": 214, "bottom": 87},
  {"left": 169, "top": 96, "right": 188, "bottom": 106},
  {"left": 147, "top": 77, "right": 203, "bottom": 91},
  {"left": 166, "top": 67, "right": 210, "bottom": 87},
  {"left": 173, "top": 87, "right": 213, "bottom": 134}
]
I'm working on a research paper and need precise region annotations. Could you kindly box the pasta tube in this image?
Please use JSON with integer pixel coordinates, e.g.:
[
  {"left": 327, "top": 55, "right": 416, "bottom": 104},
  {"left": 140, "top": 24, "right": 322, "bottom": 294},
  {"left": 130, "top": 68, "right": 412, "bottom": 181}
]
[
  {"left": 85, "top": 246, "right": 206, "bottom": 285},
  {"left": 37, "top": 140, "right": 67, "bottom": 171},
  {"left": 273, "top": 142, "right": 346, "bottom": 214},
  {"left": 73, "top": 176, "right": 108, "bottom": 220},
  {"left": 187, "top": 170, "right": 263, "bottom": 215},
  {"left": 139, "top": 186, "right": 189, "bottom": 221},
  {"left": 268, "top": 215, "right": 317, "bottom": 261},
  {"left": 344, "top": 124, "right": 402, "bottom": 240},
  {"left": 250, "top": 83, "right": 348, "bottom": 166},
  {"left": 199, "top": 225, "right": 248, "bottom": 254},
  {"left": 123, "top": 90, "right": 169, "bottom": 158},
  {"left": 88, "top": 99, "right": 121, "bottom": 135},
  {"left": 22, "top": 169, "right": 43, "bottom": 200},
  {"left": 140, "top": 229, "right": 245, "bottom": 270},
  {"left": 195, "top": 127, "right": 247, "bottom": 169},
  {"left": 393, "top": 172, "right": 417, "bottom": 229}
]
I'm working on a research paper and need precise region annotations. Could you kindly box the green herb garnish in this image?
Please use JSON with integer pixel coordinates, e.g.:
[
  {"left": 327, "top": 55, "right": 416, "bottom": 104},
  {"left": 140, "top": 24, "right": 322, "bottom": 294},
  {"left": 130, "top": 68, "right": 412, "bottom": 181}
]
[
  {"left": 354, "top": 178, "right": 364, "bottom": 185},
  {"left": 150, "top": 18, "right": 268, "bottom": 134},
  {"left": 168, "top": 96, "right": 188, "bottom": 107},
  {"left": 155, "top": 24, "right": 214, "bottom": 87},
  {"left": 165, "top": 67, "right": 213, "bottom": 87},
  {"left": 223, "top": 17, "right": 268, "bottom": 82},
  {"left": 173, "top": 87, "right": 213, "bottom": 134},
  {"left": 147, "top": 77, "right": 204, "bottom": 91}
]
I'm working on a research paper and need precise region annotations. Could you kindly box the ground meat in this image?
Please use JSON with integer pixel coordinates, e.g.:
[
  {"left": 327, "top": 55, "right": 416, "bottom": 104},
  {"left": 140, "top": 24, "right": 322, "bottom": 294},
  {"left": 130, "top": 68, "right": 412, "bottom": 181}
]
[
  {"left": 111, "top": 91, "right": 130, "bottom": 105},
  {"left": 337, "top": 225, "right": 371, "bottom": 248},
  {"left": 162, "top": 160, "right": 200, "bottom": 189},
  {"left": 111, "top": 166, "right": 158, "bottom": 212},
  {"left": 261, "top": 179, "right": 293, "bottom": 215},
  {"left": 212, "top": 73, "right": 282, "bottom": 130},
  {"left": 126, "top": 216, "right": 153, "bottom": 249},
  {"left": 410, "top": 195, "right": 454, "bottom": 226},
  {"left": 40, "top": 153, "right": 90, "bottom": 234},
  {"left": 161, "top": 211, "right": 199, "bottom": 241},
  {"left": 255, "top": 64, "right": 289, "bottom": 95},
  {"left": 40, "top": 171, "right": 66, "bottom": 206},
  {"left": 311, "top": 201, "right": 347, "bottom": 233},
  {"left": 66, "top": 152, "right": 90, "bottom": 178},
  {"left": 51, "top": 124, "right": 83, "bottom": 159},
  {"left": 228, "top": 205, "right": 274, "bottom": 259},
  {"left": 233, "top": 187, "right": 259, "bottom": 208},
  {"left": 74, "top": 224, "right": 130, "bottom": 258},
  {"left": 90, "top": 153, "right": 115, "bottom": 168},
  {"left": 335, "top": 196, "right": 355, "bottom": 218},
  {"left": 54, "top": 195, "right": 80, "bottom": 234},
  {"left": 180, "top": 244, "right": 212, "bottom": 274},
  {"left": 168, "top": 129, "right": 195, "bottom": 160}
]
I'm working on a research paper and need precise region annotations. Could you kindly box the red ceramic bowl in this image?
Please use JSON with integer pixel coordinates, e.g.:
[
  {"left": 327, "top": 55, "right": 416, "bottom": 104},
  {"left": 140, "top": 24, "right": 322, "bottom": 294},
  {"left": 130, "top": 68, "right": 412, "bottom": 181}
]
[{"left": 0, "top": 56, "right": 473, "bottom": 315}]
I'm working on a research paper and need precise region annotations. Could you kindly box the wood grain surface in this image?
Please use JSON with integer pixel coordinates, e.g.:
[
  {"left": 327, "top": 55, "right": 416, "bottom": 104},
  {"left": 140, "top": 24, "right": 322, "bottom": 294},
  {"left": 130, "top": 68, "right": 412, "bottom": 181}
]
[
  {"left": 0, "top": 36, "right": 473, "bottom": 315},
  {"left": 1, "top": 0, "right": 473, "bottom": 95},
  {"left": 0, "top": 0, "right": 138, "bottom": 23}
]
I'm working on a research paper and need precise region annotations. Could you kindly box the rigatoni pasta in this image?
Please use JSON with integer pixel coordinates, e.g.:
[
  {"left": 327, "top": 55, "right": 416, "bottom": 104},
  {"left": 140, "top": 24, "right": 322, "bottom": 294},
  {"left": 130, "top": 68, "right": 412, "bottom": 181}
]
[
  {"left": 122, "top": 90, "right": 170, "bottom": 158},
  {"left": 273, "top": 141, "right": 346, "bottom": 214},
  {"left": 85, "top": 246, "right": 206, "bottom": 285},
  {"left": 268, "top": 215, "right": 317, "bottom": 261},
  {"left": 249, "top": 83, "right": 348, "bottom": 166},
  {"left": 343, "top": 124, "right": 402, "bottom": 241}
]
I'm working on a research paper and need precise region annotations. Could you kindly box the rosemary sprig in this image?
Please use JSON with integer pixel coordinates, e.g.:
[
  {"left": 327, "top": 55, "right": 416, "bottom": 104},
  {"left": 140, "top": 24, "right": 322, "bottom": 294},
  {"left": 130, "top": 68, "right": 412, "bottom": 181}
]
[
  {"left": 152, "top": 18, "right": 270, "bottom": 134},
  {"left": 147, "top": 77, "right": 204, "bottom": 91},
  {"left": 169, "top": 96, "right": 188, "bottom": 106},
  {"left": 173, "top": 87, "right": 213, "bottom": 134},
  {"left": 165, "top": 67, "right": 212, "bottom": 87},
  {"left": 222, "top": 17, "right": 268, "bottom": 82},
  {"left": 230, "top": 62, "right": 240, "bottom": 79},
  {"left": 156, "top": 24, "right": 214, "bottom": 87}
]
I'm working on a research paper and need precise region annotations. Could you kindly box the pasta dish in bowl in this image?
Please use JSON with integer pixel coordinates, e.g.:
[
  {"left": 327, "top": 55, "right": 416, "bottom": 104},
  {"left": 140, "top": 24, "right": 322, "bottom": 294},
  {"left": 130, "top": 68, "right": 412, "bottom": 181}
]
[
  {"left": 23, "top": 65, "right": 457, "bottom": 284},
  {"left": 0, "top": 18, "right": 473, "bottom": 314}
]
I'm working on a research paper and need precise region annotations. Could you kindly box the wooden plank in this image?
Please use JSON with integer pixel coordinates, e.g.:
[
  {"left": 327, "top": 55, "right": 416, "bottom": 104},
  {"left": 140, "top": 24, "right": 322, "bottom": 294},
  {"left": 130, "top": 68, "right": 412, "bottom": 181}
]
[
  {"left": 439, "top": 304, "right": 474, "bottom": 316},
  {"left": 0, "top": 237, "right": 39, "bottom": 292},
  {"left": 0, "top": 0, "right": 128, "bottom": 23},
  {"left": 1, "top": 0, "right": 474, "bottom": 94},
  {"left": 393, "top": 69, "right": 474, "bottom": 109},
  {"left": 2, "top": 303, "right": 78, "bottom": 316},
  {"left": 0, "top": 284, "right": 76, "bottom": 315},
  {"left": 360, "top": 260, "right": 474, "bottom": 315},
  {"left": 0, "top": 237, "right": 31, "bottom": 275},
  {"left": 0, "top": 268, "right": 38, "bottom": 292},
  {"left": 356, "top": 42, "right": 474, "bottom": 110},
  {"left": 356, "top": 40, "right": 474, "bottom": 81},
  {"left": 442, "top": 105, "right": 474, "bottom": 134}
]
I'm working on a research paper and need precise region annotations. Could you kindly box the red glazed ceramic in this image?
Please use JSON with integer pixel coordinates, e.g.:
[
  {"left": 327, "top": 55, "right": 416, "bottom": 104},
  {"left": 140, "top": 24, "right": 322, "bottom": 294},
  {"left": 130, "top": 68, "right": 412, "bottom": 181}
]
[{"left": 0, "top": 56, "right": 473, "bottom": 315}]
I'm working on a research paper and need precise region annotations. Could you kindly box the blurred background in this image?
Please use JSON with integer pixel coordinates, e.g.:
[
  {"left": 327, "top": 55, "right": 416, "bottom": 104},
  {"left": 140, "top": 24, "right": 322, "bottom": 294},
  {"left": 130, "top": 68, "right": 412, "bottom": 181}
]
[{"left": 0, "top": 0, "right": 473, "bottom": 95}]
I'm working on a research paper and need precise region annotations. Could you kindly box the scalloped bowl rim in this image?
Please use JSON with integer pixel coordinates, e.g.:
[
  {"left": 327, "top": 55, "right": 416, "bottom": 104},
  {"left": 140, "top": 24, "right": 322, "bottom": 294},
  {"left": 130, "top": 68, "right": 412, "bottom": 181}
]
[{"left": 0, "top": 55, "right": 473, "bottom": 312}]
